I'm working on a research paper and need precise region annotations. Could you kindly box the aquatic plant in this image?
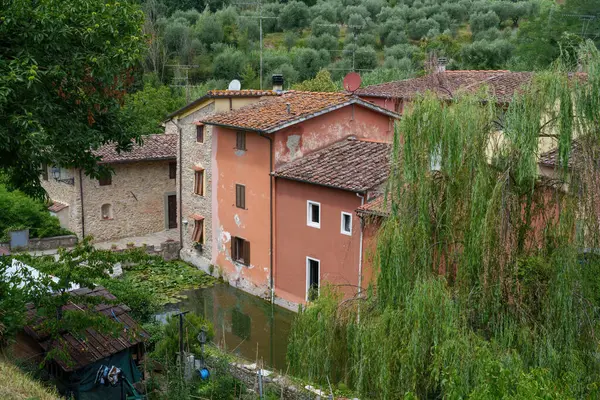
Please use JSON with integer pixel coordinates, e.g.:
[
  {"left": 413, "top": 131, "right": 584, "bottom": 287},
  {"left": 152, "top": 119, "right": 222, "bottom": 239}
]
[{"left": 287, "top": 41, "right": 600, "bottom": 398}]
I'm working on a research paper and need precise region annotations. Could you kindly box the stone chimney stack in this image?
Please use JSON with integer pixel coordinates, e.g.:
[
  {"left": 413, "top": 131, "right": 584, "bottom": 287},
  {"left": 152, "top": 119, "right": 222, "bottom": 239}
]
[{"left": 272, "top": 74, "right": 284, "bottom": 92}]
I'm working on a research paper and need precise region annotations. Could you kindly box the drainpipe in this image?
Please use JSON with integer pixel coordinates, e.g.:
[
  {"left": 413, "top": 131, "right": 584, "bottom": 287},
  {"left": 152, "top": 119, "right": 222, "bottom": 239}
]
[
  {"left": 169, "top": 118, "right": 184, "bottom": 250},
  {"left": 356, "top": 192, "right": 365, "bottom": 296},
  {"left": 79, "top": 169, "right": 85, "bottom": 238},
  {"left": 259, "top": 132, "right": 275, "bottom": 303}
]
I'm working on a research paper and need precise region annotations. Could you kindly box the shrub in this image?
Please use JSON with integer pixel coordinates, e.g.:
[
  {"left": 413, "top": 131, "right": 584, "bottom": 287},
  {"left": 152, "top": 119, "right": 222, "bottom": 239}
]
[
  {"left": 293, "top": 69, "right": 338, "bottom": 92},
  {"left": 407, "top": 18, "right": 440, "bottom": 40},
  {"left": 460, "top": 39, "right": 514, "bottom": 70},
  {"left": 212, "top": 48, "right": 247, "bottom": 80},
  {"left": 152, "top": 312, "right": 214, "bottom": 361},
  {"left": 195, "top": 12, "right": 224, "bottom": 46},
  {"left": 307, "top": 34, "right": 339, "bottom": 52},
  {"left": 292, "top": 48, "right": 329, "bottom": 80},
  {"left": 311, "top": 16, "right": 339, "bottom": 37},
  {"left": 0, "top": 185, "right": 71, "bottom": 240}
]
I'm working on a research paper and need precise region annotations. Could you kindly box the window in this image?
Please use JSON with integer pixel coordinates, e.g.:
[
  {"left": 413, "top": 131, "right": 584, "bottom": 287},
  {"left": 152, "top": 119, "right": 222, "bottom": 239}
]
[
  {"left": 194, "top": 170, "right": 204, "bottom": 196},
  {"left": 306, "top": 257, "right": 320, "bottom": 301},
  {"left": 430, "top": 143, "right": 442, "bottom": 172},
  {"left": 101, "top": 204, "right": 113, "bottom": 220},
  {"left": 307, "top": 201, "right": 320, "bottom": 228},
  {"left": 341, "top": 212, "right": 352, "bottom": 235},
  {"left": 196, "top": 125, "right": 204, "bottom": 143},
  {"left": 236, "top": 131, "right": 246, "bottom": 150},
  {"left": 98, "top": 174, "right": 112, "bottom": 186},
  {"left": 41, "top": 163, "right": 48, "bottom": 181},
  {"left": 232, "top": 236, "right": 250, "bottom": 266},
  {"left": 169, "top": 162, "right": 177, "bottom": 179},
  {"left": 192, "top": 218, "right": 204, "bottom": 243},
  {"left": 236, "top": 184, "right": 245, "bottom": 209}
]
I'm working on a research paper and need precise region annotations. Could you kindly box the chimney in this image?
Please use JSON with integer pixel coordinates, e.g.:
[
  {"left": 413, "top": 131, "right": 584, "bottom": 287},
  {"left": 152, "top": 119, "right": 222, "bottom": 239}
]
[
  {"left": 272, "top": 74, "right": 284, "bottom": 92},
  {"left": 436, "top": 57, "right": 448, "bottom": 73},
  {"left": 286, "top": 103, "right": 291, "bottom": 114}
]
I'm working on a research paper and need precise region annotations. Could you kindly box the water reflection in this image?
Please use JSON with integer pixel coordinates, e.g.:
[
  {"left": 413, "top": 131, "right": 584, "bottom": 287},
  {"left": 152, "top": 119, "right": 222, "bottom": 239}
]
[{"left": 157, "top": 284, "right": 295, "bottom": 371}]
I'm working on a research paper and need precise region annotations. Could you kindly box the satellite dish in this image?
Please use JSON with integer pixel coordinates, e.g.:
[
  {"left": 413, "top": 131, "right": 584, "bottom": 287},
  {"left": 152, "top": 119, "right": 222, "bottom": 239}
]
[
  {"left": 343, "top": 72, "right": 361, "bottom": 92},
  {"left": 228, "top": 79, "right": 241, "bottom": 91}
]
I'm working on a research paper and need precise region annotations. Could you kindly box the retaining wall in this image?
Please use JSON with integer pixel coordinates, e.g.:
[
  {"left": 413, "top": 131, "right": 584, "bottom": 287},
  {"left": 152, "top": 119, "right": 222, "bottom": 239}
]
[{"left": 27, "top": 235, "right": 78, "bottom": 251}]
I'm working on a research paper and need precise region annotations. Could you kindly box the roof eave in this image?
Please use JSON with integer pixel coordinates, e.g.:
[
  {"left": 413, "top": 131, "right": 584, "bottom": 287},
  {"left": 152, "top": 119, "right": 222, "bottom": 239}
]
[
  {"left": 201, "top": 121, "right": 267, "bottom": 133},
  {"left": 272, "top": 173, "right": 374, "bottom": 193},
  {"left": 98, "top": 156, "right": 176, "bottom": 165}
]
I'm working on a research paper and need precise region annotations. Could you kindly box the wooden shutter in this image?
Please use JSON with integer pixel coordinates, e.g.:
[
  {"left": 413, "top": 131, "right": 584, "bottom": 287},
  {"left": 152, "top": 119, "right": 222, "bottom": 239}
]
[
  {"left": 243, "top": 240, "right": 250, "bottom": 266},
  {"left": 99, "top": 174, "right": 112, "bottom": 186},
  {"left": 196, "top": 125, "right": 204, "bottom": 143},
  {"left": 195, "top": 170, "right": 204, "bottom": 195},
  {"left": 169, "top": 162, "right": 176, "bottom": 179},
  {"left": 236, "top": 132, "right": 246, "bottom": 150},
  {"left": 231, "top": 237, "right": 238, "bottom": 261},
  {"left": 236, "top": 184, "right": 245, "bottom": 209}
]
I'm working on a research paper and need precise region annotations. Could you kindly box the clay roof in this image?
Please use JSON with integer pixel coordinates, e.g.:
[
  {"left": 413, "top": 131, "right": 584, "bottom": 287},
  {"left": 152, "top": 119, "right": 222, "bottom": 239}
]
[
  {"left": 94, "top": 134, "right": 177, "bottom": 164},
  {"left": 356, "top": 70, "right": 535, "bottom": 102},
  {"left": 24, "top": 286, "right": 148, "bottom": 372},
  {"left": 539, "top": 141, "right": 583, "bottom": 169},
  {"left": 356, "top": 194, "right": 391, "bottom": 217},
  {"left": 167, "top": 89, "right": 279, "bottom": 119},
  {"left": 273, "top": 138, "right": 392, "bottom": 192},
  {"left": 200, "top": 91, "right": 399, "bottom": 133},
  {"left": 48, "top": 201, "right": 68, "bottom": 213}
]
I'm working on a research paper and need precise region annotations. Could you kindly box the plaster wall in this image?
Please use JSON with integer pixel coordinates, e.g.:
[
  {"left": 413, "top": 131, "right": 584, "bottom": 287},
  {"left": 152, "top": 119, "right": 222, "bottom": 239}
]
[
  {"left": 273, "top": 105, "right": 394, "bottom": 168},
  {"left": 81, "top": 160, "right": 176, "bottom": 242},
  {"left": 274, "top": 179, "right": 363, "bottom": 305},
  {"left": 213, "top": 126, "right": 272, "bottom": 298}
]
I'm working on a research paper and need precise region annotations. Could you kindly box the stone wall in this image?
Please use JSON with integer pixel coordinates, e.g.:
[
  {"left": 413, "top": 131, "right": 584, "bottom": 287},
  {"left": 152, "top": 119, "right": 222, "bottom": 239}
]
[
  {"left": 171, "top": 103, "right": 215, "bottom": 268},
  {"left": 109, "top": 240, "right": 180, "bottom": 261},
  {"left": 81, "top": 160, "right": 176, "bottom": 242},
  {"left": 40, "top": 166, "right": 83, "bottom": 237},
  {"left": 27, "top": 235, "right": 78, "bottom": 251}
]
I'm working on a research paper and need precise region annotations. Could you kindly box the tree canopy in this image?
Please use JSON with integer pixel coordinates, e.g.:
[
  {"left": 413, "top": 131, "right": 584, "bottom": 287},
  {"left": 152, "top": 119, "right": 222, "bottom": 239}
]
[{"left": 0, "top": 0, "right": 147, "bottom": 197}]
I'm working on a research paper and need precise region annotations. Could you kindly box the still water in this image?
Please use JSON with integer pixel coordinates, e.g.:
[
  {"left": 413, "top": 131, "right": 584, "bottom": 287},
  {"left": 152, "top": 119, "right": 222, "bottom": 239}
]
[{"left": 157, "top": 284, "right": 296, "bottom": 372}]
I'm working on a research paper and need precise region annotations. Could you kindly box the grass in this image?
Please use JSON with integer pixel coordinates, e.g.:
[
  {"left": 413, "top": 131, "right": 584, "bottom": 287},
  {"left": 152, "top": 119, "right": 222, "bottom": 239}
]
[{"left": 0, "top": 358, "right": 59, "bottom": 400}]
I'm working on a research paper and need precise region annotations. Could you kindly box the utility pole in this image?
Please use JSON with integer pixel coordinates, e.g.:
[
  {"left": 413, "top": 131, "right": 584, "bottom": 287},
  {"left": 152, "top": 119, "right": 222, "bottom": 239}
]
[
  {"left": 167, "top": 64, "right": 199, "bottom": 102},
  {"left": 237, "top": 0, "right": 277, "bottom": 89},
  {"left": 173, "top": 310, "right": 190, "bottom": 372}
]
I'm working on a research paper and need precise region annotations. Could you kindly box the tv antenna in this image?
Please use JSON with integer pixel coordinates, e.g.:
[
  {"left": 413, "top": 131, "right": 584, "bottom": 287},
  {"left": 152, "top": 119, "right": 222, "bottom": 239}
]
[{"left": 236, "top": 0, "right": 278, "bottom": 89}]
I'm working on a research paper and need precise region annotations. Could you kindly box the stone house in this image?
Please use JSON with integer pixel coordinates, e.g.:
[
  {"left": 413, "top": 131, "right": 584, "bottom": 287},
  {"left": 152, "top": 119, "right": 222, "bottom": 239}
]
[
  {"left": 41, "top": 134, "right": 177, "bottom": 242},
  {"left": 164, "top": 89, "right": 280, "bottom": 271},
  {"left": 199, "top": 90, "right": 398, "bottom": 305}
]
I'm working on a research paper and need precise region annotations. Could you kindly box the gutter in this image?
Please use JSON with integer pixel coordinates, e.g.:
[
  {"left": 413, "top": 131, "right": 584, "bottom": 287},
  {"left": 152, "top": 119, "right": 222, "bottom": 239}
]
[
  {"left": 259, "top": 132, "right": 275, "bottom": 303},
  {"left": 356, "top": 192, "right": 365, "bottom": 297}
]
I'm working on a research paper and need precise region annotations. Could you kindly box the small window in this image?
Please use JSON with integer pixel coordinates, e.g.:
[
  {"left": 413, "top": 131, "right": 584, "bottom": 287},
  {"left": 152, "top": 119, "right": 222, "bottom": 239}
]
[
  {"left": 307, "top": 201, "right": 320, "bottom": 228},
  {"left": 99, "top": 174, "right": 112, "bottom": 186},
  {"left": 101, "top": 203, "right": 113, "bottom": 220},
  {"left": 236, "top": 131, "right": 246, "bottom": 151},
  {"left": 306, "top": 257, "right": 320, "bottom": 301},
  {"left": 169, "top": 162, "right": 177, "bottom": 179},
  {"left": 194, "top": 170, "right": 204, "bottom": 196},
  {"left": 196, "top": 125, "right": 204, "bottom": 143},
  {"left": 236, "top": 184, "right": 246, "bottom": 209},
  {"left": 232, "top": 236, "right": 250, "bottom": 266},
  {"left": 430, "top": 143, "right": 442, "bottom": 172},
  {"left": 192, "top": 219, "right": 204, "bottom": 243},
  {"left": 341, "top": 212, "right": 352, "bottom": 235}
]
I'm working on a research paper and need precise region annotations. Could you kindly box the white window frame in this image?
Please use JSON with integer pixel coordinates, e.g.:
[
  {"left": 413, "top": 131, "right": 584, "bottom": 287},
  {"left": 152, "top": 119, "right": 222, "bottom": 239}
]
[
  {"left": 306, "top": 256, "right": 320, "bottom": 301},
  {"left": 306, "top": 200, "right": 321, "bottom": 228},
  {"left": 340, "top": 212, "right": 352, "bottom": 236}
]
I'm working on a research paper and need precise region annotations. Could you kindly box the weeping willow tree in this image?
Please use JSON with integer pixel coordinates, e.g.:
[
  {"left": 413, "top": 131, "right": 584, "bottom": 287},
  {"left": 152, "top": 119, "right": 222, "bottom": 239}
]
[{"left": 287, "top": 42, "right": 600, "bottom": 399}]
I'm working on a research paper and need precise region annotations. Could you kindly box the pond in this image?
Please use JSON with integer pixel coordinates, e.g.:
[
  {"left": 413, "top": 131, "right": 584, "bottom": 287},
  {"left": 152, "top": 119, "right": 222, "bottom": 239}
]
[{"left": 156, "top": 284, "right": 296, "bottom": 372}]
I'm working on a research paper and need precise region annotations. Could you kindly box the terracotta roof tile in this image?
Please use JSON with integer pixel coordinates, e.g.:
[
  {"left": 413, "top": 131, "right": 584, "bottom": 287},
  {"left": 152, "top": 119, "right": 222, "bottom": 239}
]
[
  {"left": 356, "top": 194, "right": 391, "bottom": 217},
  {"left": 94, "top": 134, "right": 177, "bottom": 164},
  {"left": 273, "top": 138, "right": 392, "bottom": 192},
  {"left": 24, "top": 286, "right": 148, "bottom": 372},
  {"left": 48, "top": 201, "right": 68, "bottom": 213},
  {"left": 539, "top": 141, "right": 583, "bottom": 169},
  {"left": 356, "top": 70, "right": 527, "bottom": 101},
  {"left": 167, "top": 89, "right": 279, "bottom": 119},
  {"left": 200, "top": 91, "right": 398, "bottom": 133}
]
